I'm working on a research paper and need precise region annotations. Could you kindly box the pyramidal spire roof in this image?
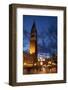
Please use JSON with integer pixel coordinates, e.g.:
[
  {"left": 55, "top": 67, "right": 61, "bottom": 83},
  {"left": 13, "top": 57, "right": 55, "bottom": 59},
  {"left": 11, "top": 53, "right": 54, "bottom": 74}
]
[
  {"left": 32, "top": 22, "right": 36, "bottom": 28},
  {"left": 31, "top": 21, "right": 37, "bottom": 32}
]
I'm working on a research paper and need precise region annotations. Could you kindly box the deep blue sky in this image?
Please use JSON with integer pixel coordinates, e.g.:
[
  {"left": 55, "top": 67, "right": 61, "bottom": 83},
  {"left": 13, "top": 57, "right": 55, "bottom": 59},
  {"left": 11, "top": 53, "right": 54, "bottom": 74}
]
[{"left": 23, "top": 15, "right": 57, "bottom": 56}]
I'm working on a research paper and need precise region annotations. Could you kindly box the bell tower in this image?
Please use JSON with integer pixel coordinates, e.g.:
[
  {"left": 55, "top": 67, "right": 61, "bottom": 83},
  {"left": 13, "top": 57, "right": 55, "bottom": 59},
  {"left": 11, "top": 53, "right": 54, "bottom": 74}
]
[{"left": 30, "top": 22, "right": 37, "bottom": 63}]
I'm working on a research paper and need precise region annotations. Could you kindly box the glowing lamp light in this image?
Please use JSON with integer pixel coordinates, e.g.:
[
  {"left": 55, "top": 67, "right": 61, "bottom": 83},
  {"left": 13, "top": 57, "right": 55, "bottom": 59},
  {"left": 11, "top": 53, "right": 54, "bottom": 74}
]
[
  {"left": 48, "top": 61, "right": 52, "bottom": 65},
  {"left": 39, "top": 57, "right": 42, "bottom": 60},
  {"left": 24, "top": 63, "right": 27, "bottom": 65},
  {"left": 34, "top": 63, "right": 36, "bottom": 66},
  {"left": 40, "top": 61, "right": 43, "bottom": 65},
  {"left": 30, "top": 51, "right": 33, "bottom": 54}
]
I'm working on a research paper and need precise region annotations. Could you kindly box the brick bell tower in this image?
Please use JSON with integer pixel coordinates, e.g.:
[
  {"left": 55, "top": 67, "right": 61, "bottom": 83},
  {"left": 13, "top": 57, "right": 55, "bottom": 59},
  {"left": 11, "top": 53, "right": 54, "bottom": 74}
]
[{"left": 30, "top": 22, "right": 37, "bottom": 64}]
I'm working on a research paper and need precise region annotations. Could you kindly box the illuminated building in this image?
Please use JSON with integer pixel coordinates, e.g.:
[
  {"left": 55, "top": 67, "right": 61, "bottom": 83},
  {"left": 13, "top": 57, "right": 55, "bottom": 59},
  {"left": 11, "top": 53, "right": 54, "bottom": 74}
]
[{"left": 30, "top": 22, "right": 37, "bottom": 63}]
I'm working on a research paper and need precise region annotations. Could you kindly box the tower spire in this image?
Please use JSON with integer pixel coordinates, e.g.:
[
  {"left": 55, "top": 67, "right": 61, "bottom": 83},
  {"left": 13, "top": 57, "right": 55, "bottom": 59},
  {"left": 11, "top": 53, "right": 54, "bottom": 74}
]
[{"left": 30, "top": 21, "right": 37, "bottom": 63}]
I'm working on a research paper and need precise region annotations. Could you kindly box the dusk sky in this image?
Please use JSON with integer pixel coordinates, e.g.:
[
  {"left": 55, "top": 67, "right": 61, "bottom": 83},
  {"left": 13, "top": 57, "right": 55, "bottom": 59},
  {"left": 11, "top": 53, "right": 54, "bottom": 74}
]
[{"left": 23, "top": 15, "right": 57, "bottom": 57}]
